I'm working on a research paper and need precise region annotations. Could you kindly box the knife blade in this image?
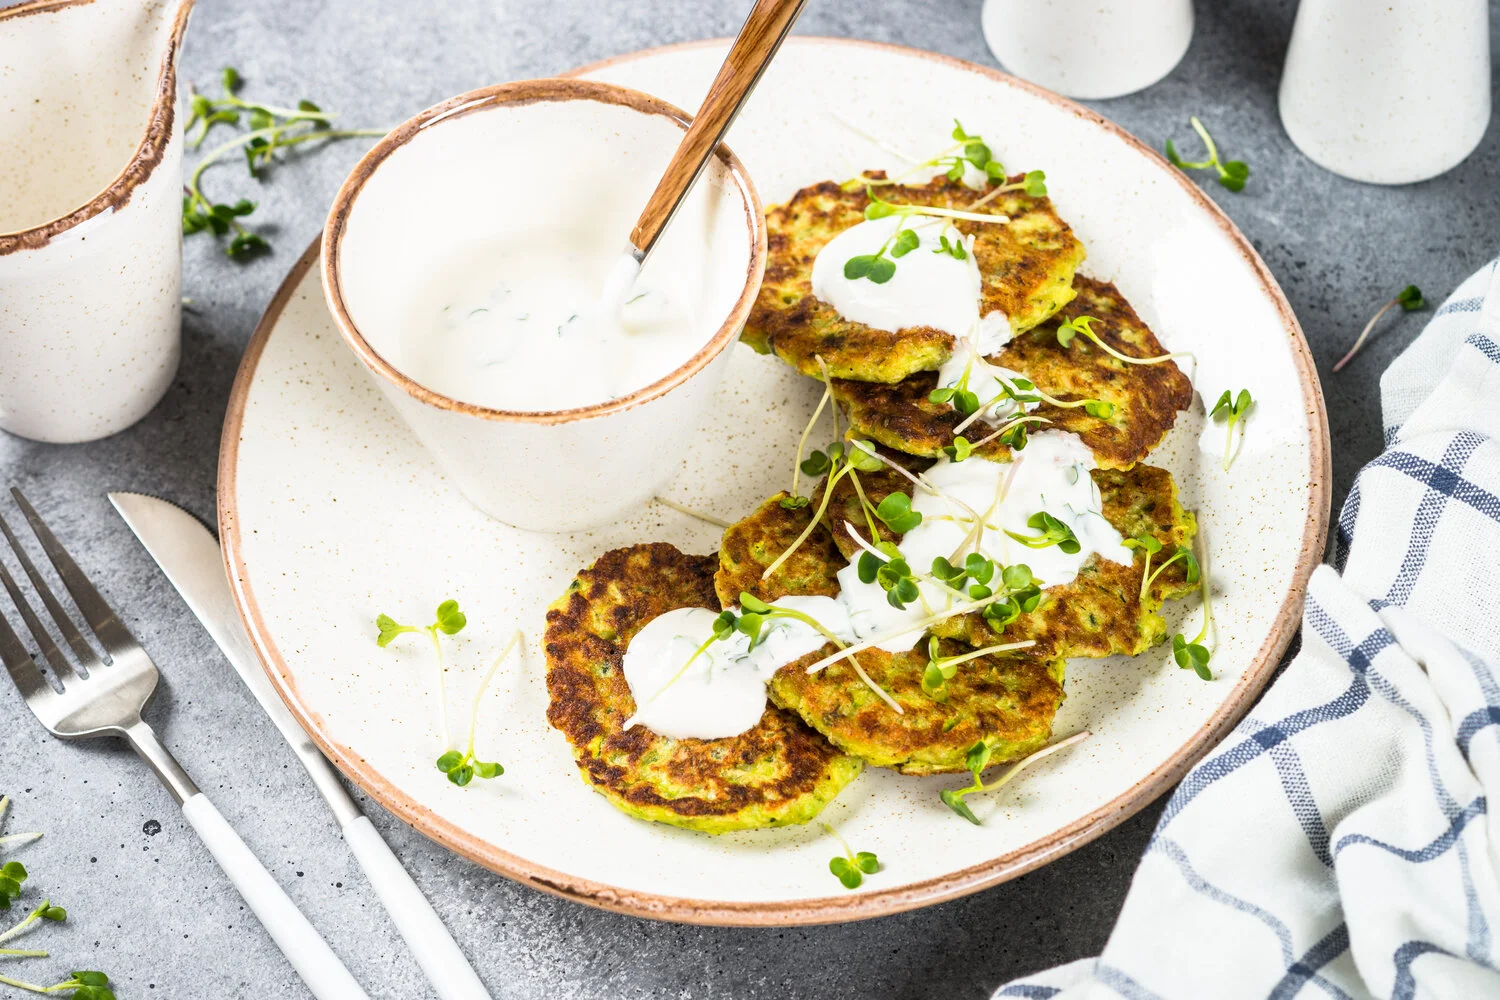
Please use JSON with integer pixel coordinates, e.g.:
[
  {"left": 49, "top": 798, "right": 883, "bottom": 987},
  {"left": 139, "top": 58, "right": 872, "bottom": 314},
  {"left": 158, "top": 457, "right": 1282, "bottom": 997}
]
[{"left": 108, "top": 492, "right": 492, "bottom": 1000}]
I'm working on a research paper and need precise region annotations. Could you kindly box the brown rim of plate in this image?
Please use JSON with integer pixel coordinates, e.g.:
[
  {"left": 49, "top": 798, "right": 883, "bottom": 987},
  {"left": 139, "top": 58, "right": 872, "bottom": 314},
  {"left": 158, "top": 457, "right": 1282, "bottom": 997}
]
[
  {"left": 219, "top": 37, "right": 1331, "bottom": 927},
  {"left": 0, "top": 0, "right": 195, "bottom": 255},
  {"left": 320, "top": 77, "right": 766, "bottom": 426}
]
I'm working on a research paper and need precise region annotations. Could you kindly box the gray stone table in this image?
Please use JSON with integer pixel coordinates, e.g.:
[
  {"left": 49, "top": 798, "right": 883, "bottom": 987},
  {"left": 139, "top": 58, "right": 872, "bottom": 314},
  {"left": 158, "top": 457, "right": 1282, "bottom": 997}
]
[{"left": 2, "top": 0, "right": 1498, "bottom": 996}]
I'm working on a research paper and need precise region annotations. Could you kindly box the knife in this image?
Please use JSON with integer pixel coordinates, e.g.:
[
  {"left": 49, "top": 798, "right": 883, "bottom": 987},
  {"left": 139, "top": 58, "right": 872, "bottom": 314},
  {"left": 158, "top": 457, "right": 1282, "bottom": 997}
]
[{"left": 109, "top": 492, "right": 492, "bottom": 1000}]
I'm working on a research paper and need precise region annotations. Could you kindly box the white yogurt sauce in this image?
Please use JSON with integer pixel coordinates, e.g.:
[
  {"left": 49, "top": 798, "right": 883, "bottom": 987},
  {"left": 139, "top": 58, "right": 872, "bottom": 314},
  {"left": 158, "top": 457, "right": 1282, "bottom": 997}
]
[
  {"left": 400, "top": 244, "right": 699, "bottom": 412},
  {"left": 811, "top": 215, "right": 988, "bottom": 340},
  {"left": 621, "top": 431, "right": 1131, "bottom": 740}
]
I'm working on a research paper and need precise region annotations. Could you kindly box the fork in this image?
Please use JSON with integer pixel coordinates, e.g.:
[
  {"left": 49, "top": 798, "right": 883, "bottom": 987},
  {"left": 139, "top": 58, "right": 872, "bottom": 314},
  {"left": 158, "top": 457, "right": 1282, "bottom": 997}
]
[{"left": 0, "top": 488, "right": 370, "bottom": 1000}]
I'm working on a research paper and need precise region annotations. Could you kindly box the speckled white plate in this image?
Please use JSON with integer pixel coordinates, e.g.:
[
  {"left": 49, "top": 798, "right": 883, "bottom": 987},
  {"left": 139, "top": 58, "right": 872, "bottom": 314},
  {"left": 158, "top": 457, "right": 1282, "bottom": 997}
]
[{"left": 219, "top": 38, "right": 1330, "bottom": 925}]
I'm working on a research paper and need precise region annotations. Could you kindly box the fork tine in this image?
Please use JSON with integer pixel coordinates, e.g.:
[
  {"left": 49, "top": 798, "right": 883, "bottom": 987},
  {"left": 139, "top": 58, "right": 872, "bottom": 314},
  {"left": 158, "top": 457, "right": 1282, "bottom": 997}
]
[
  {"left": 10, "top": 488, "right": 136, "bottom": 656},
  {"left": 0, "top": 511, "right": 105, "bottom": 671},
  {"left": 0, "top": 580, "right": 55, "bottom": 706},
  {"left": 0, "top": 552, "right": 78, "bottom": 684}
]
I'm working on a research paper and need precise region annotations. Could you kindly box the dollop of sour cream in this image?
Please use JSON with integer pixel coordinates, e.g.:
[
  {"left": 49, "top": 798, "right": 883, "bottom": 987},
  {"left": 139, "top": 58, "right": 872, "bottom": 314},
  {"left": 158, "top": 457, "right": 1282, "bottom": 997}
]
[
  {"left": 621, "top": 431, "right": 1130, "bottom": 741},
  {"left": 811, "top": 215, "right": 987, "bottom": 340},
  {"left": 400, "top": 245, "right": 699, "bottom": 412}
]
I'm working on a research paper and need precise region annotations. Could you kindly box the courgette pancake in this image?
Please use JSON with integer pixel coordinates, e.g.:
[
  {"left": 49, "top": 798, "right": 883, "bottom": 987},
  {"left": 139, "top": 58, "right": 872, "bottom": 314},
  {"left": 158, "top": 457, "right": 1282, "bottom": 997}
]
[
  {"left": 743, "top": 173, "right": 1086, "bottom": 383},
  {"left": 544, "top": 543, "right": 862, "bottom": 834},
  {"left": 716, "top": 495, "right": 1066, "bottom": 774},
  {"left": 832, "top": 276, "right": 1194, "bottom": 470}
]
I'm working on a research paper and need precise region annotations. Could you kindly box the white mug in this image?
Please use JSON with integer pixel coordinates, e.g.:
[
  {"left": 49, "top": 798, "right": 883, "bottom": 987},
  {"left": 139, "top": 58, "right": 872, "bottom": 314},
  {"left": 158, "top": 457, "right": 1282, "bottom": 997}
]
[
  {"left": 322, "top": 79, "right": 766, "bottom": 533},
  {"left": 1280, "top": 0, "right": 1491, "bottom": 185},
  {"left": 0, "top": 0, "right": 192, "bottom": 444},
  {"left": 981, "top": 0, "right": 1194, "bottom": 100}
]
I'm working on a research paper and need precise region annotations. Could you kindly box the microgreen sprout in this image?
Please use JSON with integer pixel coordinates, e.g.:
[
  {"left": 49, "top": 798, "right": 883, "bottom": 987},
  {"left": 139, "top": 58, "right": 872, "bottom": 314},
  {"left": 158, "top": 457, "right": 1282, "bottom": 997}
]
[
  {"left": 0, "top": 970, "right": 115, "bottom": 999},
  {"left": 1172, "top": 549, "right": 1215, "bottom": 680},
  {"left": 821, "top": 823, "right": 880, "bottom": 889},
  {"left": 1055, "top": 315, "right": 1192, "bottom": 368},
  {"left": 966, "top": 169, "right": 1049, "bottom": 211},
  {"left": 654, "top": 496, "right": 734, "bottom": 528},
  {"left": 1004, "top": 512, "right": 1081, "bottom": 554},
  {"left": 965, "top": 415, "right": 1053, "bottom": 456},
  {"left": 864, "top": 188, "right": 1013, "bottom": 228},
  {"left": 842, "top": 219, "right": 921, "bottom": 284},
  {"left": 940, "top": 731, "right": 1090, "bottom": 824},
  {"left": 933, "top": 233, "right": 968, "bottom": 260},
  {"left": 182, "top": 67, "right": 387, "bottom": 257},
  {"left": 923, "top": 636, "right": 1027, "bottom": 698},
  {"left": 1210, "top": 389, "right": 1254, "bottom": 471},
  {"left": 1165, "top": 116, "right": 1249, "bottom": 192},
  {"left": 376, "top": 600, "right": 467, "bottom": 747},
  {"left": 1332, "top": 284, "right": 1427, "bottom": 372},
  {"left": 850, "top": 119, "right": 1007, "bottom": 191},
  {"left": 434, "top": 629, "right": 521, "bottom": 787},
  {"left": 0, "top": 898, "right": 67, "bottom": 954},
  {"left": 939, "top": 361, "right": 1113, "bottom": 437}
]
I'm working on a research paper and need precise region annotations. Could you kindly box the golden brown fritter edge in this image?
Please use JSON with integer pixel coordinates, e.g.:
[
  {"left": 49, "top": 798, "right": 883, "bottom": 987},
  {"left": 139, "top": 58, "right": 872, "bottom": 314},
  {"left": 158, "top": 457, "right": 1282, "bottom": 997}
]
[
  {"left": 744, "top": 173, "right": 1087, "bottom": 384},
  {"left": 544, "top": 543, "right": 862, "bottom": 834},
  {"left": 833, "top": 276, "right": 1194, "bottom": 470}
]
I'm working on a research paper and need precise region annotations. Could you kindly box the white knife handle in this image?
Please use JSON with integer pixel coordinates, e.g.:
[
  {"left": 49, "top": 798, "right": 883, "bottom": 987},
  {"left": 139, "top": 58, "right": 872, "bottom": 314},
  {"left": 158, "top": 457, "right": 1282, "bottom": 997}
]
[
  {"left": 342, "top": 816, "right": 492, "bottom": 1000},
  {"left": 182, "top": 794, "right": 370, "bottom": 1000}
]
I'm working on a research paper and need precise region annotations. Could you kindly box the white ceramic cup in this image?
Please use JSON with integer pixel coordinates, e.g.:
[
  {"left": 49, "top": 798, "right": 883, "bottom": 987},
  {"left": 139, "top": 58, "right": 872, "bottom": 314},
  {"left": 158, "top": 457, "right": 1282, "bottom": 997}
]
[
  {"left": 981, "top": 0, "right": 1193, "bottom": 100},
  {"left": 0, "top": 0, "right": 192, "bottom": 444},
  {"left": 322, "top": 79, "right": 766, "bottom": 533},
  {"left": 1279, "top": 0, "right": 1491, "bottom": 185}
]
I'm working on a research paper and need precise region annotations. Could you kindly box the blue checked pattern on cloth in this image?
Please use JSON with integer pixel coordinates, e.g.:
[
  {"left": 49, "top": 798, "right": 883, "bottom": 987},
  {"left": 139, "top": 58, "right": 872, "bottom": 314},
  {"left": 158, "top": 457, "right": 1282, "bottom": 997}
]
[{"left": 999, "top": 257, "right": 1500, "bottom": 1000}]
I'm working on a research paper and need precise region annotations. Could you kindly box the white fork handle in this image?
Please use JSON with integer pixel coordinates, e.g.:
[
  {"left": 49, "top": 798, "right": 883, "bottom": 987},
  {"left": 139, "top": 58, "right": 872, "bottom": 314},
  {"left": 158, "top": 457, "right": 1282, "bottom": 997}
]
[
  {"left": 342, "top": 815, "right": 492, "bottom": 1000},
  {"left": 182, "top": 793, "right": 370, "bottom": 1000}
]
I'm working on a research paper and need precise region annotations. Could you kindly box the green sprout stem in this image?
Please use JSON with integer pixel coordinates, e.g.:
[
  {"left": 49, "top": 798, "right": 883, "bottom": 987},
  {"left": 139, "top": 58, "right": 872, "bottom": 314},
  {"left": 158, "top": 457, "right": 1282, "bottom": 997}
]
[
  {"left": 1333, "top": 285, "right": 1427, "bottom": 373},
  {"left": 821, "top": 822, "right": 880, "bottom": 889},
  {"left": 805, "top": 600, "right": 1035, "bottom": 675},
  {"left": 652, "top": 496, "right": 733, "bottom": 528},
  {"left": 866, "top": 192, "right": 1012, "bottom": 227},
  {"left": 1143, "top": 550, "right": 1190, "bottom": 597},
  {"left": 1057, "top": 316, "right": 1194, "bottom": 368},
  {"left": 1211, "top": 390, "right": 1254, "bottom": 471},
  {"left": 789, "top": 383, "right": 832, "bottom": 502},
  {"left": 942, "top": 731, "right": 1090, "bottom": 824},
  {"left": 1166, "top": 116, "right": 1249, "bottom": 191},
  {"left": 968, "top": 415, "right": 1052, "bottom": 452}
]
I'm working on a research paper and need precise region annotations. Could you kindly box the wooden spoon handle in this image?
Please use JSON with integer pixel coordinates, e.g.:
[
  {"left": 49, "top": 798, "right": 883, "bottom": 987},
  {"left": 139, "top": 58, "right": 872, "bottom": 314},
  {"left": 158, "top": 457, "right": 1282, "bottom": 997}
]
[{"left": 628, "top": 0, "right": 807, "bottom": 258}]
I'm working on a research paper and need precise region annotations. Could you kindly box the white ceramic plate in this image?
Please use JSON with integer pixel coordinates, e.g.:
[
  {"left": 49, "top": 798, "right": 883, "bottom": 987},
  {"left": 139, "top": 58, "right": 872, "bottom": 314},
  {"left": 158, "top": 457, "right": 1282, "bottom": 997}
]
[{"left": 220, "top": 38, "right": 1329, "bottom": 925}]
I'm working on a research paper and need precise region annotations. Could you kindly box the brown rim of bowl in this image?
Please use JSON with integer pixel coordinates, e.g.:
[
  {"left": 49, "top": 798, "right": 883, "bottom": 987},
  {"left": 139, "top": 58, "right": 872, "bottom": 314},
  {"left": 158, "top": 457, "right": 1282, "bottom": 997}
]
[
  {"left": 220, "top": 36, "right": 1331, "bottom": 927},
  {"left": 320, "top": 77, "right": 766, "bottom": 426},
  {"left": 0, "top": 0, "right": 195, "bottom": 255}
]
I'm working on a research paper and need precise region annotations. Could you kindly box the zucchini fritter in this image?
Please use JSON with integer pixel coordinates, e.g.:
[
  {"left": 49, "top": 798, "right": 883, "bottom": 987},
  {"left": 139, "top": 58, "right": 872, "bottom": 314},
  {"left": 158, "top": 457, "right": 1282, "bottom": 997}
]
[
  {"left": 819, "top": 463, "right": 1198, "bottom": 660},
  {"left": 744, "top": 174, "right": 1086, "bottom": 383},
  {"left": 544, "top": 543, "right": 862, "bottom": 834},
  {"left": 717, "top": 493, "right": 1066, "bottom": 775},
  {"left": 715, "top": 492, "right": 841, "bottom": 608},
  {"left": 833, "top": 277, "right": 1194, "bottom": 470},
  {"left": 768, "top": 642, "right": 1066, "bottom": 776}
]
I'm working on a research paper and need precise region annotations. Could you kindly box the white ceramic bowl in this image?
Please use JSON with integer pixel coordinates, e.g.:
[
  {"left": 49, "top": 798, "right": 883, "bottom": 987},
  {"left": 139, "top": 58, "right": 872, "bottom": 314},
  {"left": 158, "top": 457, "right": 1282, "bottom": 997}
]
[{"left": 322, "top": 79, "right": 765, "bottom": 532}]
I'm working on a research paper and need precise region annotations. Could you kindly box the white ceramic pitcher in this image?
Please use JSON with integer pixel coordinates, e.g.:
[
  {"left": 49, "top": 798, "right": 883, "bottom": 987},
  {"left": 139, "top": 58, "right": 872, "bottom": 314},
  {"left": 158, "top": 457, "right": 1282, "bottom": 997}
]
[
  {"left": 1280, "top": 0, "right": 1491, "bottom": 184},
  {"left": 0, "top": 0, "right": 193, "bottom": 443}
]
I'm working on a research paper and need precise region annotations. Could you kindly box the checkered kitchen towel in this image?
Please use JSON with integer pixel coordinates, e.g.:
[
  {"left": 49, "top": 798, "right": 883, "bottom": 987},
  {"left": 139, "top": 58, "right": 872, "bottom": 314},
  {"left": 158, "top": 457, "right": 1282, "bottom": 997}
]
[{"left": 1001, "top": 257, "right": 1500, "bottom": 1000}]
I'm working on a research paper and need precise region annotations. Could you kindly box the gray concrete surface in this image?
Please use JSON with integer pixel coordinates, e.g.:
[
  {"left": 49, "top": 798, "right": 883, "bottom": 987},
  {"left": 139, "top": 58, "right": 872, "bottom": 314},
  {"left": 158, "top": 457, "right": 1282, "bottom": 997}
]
[{"left": 1, "top": 0, "right": 1497, "bottom": 996}]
